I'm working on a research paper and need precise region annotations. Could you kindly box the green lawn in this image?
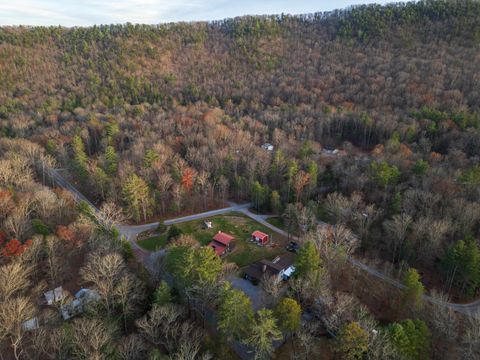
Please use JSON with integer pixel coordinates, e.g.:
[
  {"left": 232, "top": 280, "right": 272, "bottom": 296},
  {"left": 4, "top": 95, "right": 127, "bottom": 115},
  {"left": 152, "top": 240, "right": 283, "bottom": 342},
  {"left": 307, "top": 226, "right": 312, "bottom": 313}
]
[
  {"left": 176, "top": 214, "right": 288, "bottom": 267},
  {"left": 137, "top": 234, "right": 168, "bottom": 251},
  {"left": 267, "top": 217, "right": 300, "bottom": 237}
]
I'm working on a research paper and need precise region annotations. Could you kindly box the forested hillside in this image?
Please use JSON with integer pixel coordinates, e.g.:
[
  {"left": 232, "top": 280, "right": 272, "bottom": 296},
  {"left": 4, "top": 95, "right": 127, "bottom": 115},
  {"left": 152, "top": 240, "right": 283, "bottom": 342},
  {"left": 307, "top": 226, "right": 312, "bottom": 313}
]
[{"left": 2, "top": 1, "right": 480, "bottom": 358}]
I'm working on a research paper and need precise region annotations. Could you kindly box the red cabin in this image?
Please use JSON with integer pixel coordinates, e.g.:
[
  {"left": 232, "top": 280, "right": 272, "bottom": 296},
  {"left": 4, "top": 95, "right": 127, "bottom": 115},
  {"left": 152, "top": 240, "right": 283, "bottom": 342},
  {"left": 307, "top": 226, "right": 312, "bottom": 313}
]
[
  {"left": 252, "top": 230, "right": 269, "bottom": 245},
  {"left": 208, "top": 231, "right": 235, "bottom": 256}
]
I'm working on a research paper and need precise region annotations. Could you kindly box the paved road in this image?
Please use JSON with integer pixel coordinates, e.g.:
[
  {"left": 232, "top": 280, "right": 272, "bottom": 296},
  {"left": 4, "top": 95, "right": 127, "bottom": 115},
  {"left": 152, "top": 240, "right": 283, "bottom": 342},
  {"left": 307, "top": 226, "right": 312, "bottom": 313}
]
[
  {"left": 238, "top": 208, "right": 298, "bottom": 240},
  {"left": 45, "top": 166, "right": 480, "bottom": 315},
  {"left": 117, "top": 202, "right": 251, "bottom": 241}
]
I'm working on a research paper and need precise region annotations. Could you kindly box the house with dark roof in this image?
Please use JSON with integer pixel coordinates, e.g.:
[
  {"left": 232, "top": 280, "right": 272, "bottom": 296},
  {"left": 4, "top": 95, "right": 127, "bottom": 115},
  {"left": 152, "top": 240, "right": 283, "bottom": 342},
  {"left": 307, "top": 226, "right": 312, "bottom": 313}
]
[
  {"left": 208, "top": 231, "right": 235, "bottom": 256},
  {"left": 243, "top": 253, "right": 295, "bottom": 285},
  {"left": 251, "top": 230, "right": 269, "bottom": 245}
]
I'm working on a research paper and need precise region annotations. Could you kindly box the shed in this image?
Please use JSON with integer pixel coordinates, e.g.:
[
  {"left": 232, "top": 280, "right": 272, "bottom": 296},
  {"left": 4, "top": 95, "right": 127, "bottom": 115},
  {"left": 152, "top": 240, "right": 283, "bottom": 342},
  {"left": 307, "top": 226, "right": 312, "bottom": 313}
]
[
  {"left": 44, "top": 286, "right": 65, "bottom": 305},
  {"left": 252, "top": 230, "right": 269, "bottom": 245},
  {"left": 22, "top": 317, "right": 39, "bottom": 331}
]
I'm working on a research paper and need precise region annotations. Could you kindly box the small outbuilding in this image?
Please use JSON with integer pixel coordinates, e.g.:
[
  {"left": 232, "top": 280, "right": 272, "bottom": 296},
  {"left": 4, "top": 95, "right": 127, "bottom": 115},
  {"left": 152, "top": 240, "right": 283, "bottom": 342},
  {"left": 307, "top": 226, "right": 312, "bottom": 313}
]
[
  {"left": 22, "top": 317, "right": 39, "bottom": 331},
  {"left": 44, "top": 286, "right": 65, "bottom": 305},
  {"left": 261, "top": 143, "right": 274, "bottom": 151},
  {"left": 251, "top": 230, "right": 269, "bottom": 246}
]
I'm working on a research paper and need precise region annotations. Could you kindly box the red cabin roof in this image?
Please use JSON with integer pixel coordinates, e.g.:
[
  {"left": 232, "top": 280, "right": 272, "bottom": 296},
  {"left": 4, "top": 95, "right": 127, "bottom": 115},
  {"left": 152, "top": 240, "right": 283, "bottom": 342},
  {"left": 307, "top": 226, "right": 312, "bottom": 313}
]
[
  {"left": 208, "top": 241, "right": 227, "bottom": 256},
  {"left": 252, "top": 230, "right": 268, "bottom": 240},
  {"left": 212, "top": 231, "right": 235, "bottom": 246}
]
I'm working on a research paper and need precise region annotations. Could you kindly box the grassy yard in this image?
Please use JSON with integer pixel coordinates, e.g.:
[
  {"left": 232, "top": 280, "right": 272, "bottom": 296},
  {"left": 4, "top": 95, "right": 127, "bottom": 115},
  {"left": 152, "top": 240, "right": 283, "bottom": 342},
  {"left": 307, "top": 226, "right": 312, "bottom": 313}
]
[
  {"left": 137, "top": 234, "right": 168, "bottom": 251},
  {"left": 176, "top": 214, "right": 288, "bottom": 267},
  {"left": 266, "top": 216, "right": 300, "bottom": 238}
]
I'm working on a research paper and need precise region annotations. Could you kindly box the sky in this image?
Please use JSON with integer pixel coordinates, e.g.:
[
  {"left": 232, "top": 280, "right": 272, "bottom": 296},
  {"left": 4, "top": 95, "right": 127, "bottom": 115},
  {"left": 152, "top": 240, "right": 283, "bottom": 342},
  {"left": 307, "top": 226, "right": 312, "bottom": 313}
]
[{"left": 0, "top": 0, "right": 391, "bottom": 27}]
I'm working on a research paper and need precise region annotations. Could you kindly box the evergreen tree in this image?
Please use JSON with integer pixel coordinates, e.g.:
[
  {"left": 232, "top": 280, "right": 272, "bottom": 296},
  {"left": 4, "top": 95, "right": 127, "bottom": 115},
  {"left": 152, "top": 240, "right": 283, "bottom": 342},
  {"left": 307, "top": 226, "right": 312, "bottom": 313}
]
[
  {"left": 217, "top": 282, "right": 254, "bottom": 341},
  {"left": 307, "top": 161, "right": 318, "bottom": 194},
  {"left": 250, "top": 181, "right": 267, "bottom": 211},
  {"left": 270, "top": 190, "right": 281, "bottom": 214},
  {"left": 371, "top": 161, "right": 400, "bottom": 188},
  {"left": 294, "top": 241, "right": 321, "bottom": 278},
  {"left": 388, "top": 319, "right": 431, "bottom": 360},
  {"left": 442, "top": 236, "right": 480, "bottom": 295},
  {"left": 72, "top": 135, "right": 89, "bottom": 182},
  {"left": 165, "top": 244, "right": 222, "bottom": 289},
  {"left": 122, "top": 174, "right": 150, "bottom": 222},
  {"left": 153, "top": 280, "right": 173, "bottom": 305},
  {"left": 334, "top": 322, "right": 369, "bottom": 360},
  {"left": 402, "top": 268, "right": 425, "bottom": 310},
  {"left": 92, "top": 166, "right": 110, "bottom": 199},
  {"left": 104, "top": 145, "right": 118, "bottom": 175},
  {"left": 143, "top": 149, "right": 159, "bottom": 168},
  {"left": 274, "top": 297, "right": 301, "bottom": 334},
  {"left": 245, "top": 309, "right": 282, "bottom": 360}
]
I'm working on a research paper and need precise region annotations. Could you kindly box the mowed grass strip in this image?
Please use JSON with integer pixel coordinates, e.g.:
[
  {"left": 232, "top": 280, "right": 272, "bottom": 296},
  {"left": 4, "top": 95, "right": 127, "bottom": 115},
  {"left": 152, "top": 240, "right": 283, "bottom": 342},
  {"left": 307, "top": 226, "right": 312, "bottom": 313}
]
[
  {"left": 137, "top": 234, "right": 168, "bottom": 251},
  {"left": 266, "top": 216, "right": 303, "bottom": 238}
]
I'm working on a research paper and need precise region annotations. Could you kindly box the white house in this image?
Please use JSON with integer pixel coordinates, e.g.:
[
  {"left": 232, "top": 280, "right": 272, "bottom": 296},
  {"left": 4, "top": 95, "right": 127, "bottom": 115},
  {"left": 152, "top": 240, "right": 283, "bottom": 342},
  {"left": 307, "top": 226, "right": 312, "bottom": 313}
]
[
  {"left": 261, "top": 143, "right": 274, "bottom": 151},
  {"left": 61, "top": 288, "right": 100, "bottom": 320}
]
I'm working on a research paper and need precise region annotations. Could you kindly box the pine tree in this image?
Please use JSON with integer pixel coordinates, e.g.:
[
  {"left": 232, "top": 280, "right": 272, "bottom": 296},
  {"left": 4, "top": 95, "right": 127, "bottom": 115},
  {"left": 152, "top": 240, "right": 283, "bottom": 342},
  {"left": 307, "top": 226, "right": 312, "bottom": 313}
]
[
  {"left": 274, "top": 297, "right": 301, "bottom": 334},
  {"left": 246, "top": 309, "right": 282, "bottom": 360},
  {"left": 334, "top": 322, "right": 369, "bottom": 360},
  {"left": 388, "top": 319, "right": 431, "bottom": 360},
  {"left": 72, "top": 135, "right": 89, "bottom": 181},
  {"left": 402, "top": 268, "right": 425, "bottom": 310},
  {"left": 294, "top": 241, "right": 321, "bottom": 278},
  {"left": 217, "top": 282, "right": 254, "bottom": 341},
  {"left": 270, "top": 190, "right": 281, "bottom": 214},
  {"left": 143, "top": 149, "right": 159, "bottom": 168},
  {"left": 122, "top": 174, "right": 150, "bottom": 222},
  {"left": 104, "top": 145, "right": 118, "bottom": 175},
  {"left": 307, "top": 161, "right": 318, "bottom": 194},
  {"left": 153, "top": 280, "right": 173, "bottom": 305},
  {"left": 443, "top": 236, "right": 480, "bottom": 295}
]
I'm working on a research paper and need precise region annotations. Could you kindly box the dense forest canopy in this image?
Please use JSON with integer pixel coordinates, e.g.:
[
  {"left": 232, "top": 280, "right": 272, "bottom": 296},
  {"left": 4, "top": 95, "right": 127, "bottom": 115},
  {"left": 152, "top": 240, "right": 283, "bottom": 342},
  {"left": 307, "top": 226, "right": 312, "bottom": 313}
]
[{"left": 2, "top": 1, "right": 480, "bottom": 358}]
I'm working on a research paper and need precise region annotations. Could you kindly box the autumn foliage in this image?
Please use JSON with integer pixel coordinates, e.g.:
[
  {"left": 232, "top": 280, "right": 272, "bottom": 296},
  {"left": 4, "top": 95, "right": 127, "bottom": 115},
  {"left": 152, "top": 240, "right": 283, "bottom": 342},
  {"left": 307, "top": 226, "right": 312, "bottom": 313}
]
[
  {"left": 56, "top": 225, "right": 75, "bottom": 243},
  {"left": 181, "top": 168, "right": 197, "bottom": 193},
  {"left": 1, "top": 238, "right": 32, "bottom": 257}
]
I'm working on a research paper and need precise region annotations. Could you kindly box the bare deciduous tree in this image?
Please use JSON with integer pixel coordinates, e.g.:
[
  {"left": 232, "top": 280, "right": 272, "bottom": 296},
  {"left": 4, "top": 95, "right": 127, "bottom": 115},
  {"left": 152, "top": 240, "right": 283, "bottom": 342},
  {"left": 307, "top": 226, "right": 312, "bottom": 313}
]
[
  {"left": 261, "top": 273, "right": 281, "bottom": 306},
  {"left": 118, "top": 334, "right": 147, "bottom": 360},
  {"left": 44, "top": 235, "right": 69, "bottom": 286},
  {"left": 114, "top": 273, "right": 145, "bottom": 330},
  {"left": 428, "top": 290, "right": 460, "bottom": 341},
  {"left": 71, "top": 318, "right": 114, "bottom": 360},
  {"left": 95, "top": 201, "right": 127, "bottom": 230},
  {"left": 80, "top": 252, "right": 126, "bottom": 315},
  {"left": 0, "top": 296, "right": 35, "bottom": 360},
  {"left": 461, "top": 314, "right": 480, "bottom": 359},
  {"left": 136, "top": 304, "right": 186, "bottom": 352},
  {"left": 0, "top": 262, "right": 31, "bottom": 301},
  {"left": 383, "top": 213, "right": 412, "bottom": 263}
]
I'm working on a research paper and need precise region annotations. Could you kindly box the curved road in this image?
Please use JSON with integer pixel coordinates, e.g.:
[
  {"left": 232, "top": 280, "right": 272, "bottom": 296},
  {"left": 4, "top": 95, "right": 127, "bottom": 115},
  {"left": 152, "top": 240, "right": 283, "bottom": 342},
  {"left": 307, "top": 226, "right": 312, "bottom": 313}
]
[{"left": 45, "top": 166, "right": 480, "bottom": 315}]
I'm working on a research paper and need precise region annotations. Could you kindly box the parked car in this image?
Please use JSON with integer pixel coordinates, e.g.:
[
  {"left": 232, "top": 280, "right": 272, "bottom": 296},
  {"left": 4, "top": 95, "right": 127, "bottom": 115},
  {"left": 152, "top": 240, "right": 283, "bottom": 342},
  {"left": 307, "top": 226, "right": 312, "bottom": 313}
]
[{"left": 286, "top": 241, "right": 300, "bottom": 253}]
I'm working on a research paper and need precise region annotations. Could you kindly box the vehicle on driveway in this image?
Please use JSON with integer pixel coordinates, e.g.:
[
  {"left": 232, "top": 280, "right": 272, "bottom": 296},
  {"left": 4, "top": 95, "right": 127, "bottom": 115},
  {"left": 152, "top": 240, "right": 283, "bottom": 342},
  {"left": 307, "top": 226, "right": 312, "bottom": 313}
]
[{"left": 286, "top": 241, "right": 300, "bottom": 253}]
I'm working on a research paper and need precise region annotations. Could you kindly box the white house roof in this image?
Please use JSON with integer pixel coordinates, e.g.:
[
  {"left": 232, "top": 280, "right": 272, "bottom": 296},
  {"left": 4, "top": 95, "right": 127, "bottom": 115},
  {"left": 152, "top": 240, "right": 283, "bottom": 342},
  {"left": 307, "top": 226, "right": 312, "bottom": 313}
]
[
  {"left": 44, "top": 290, "right": 54, "bottom": 305},
  {"left": 283, "top": 265, "right": 296, "bottom": 278},
  {"left": 54, "top": 287, "right": 65, "bottom": 301},
  {"left": 61, "top": 288, "right": 101, "bottom": 320},
  {"left": 22, "top": 317, "right": 39, "bottom": 331},
  {"left": 44, "top": 286, "right": 65, "bottom": 305}
]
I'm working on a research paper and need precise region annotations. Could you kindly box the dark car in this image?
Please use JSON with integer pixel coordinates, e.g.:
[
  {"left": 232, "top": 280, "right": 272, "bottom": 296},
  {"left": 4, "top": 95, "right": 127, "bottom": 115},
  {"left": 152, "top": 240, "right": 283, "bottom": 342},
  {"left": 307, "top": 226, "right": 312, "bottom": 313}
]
[{"left": 286, "top": 241, "right": 300, "bottom": 253}]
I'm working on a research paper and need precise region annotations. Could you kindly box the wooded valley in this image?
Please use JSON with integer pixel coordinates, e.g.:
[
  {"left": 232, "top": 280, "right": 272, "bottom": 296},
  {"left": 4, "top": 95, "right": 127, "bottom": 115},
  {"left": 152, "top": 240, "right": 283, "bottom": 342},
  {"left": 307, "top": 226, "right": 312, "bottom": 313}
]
[{"left": 1, "top": 1, "right": 480, "bottom": 359}]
